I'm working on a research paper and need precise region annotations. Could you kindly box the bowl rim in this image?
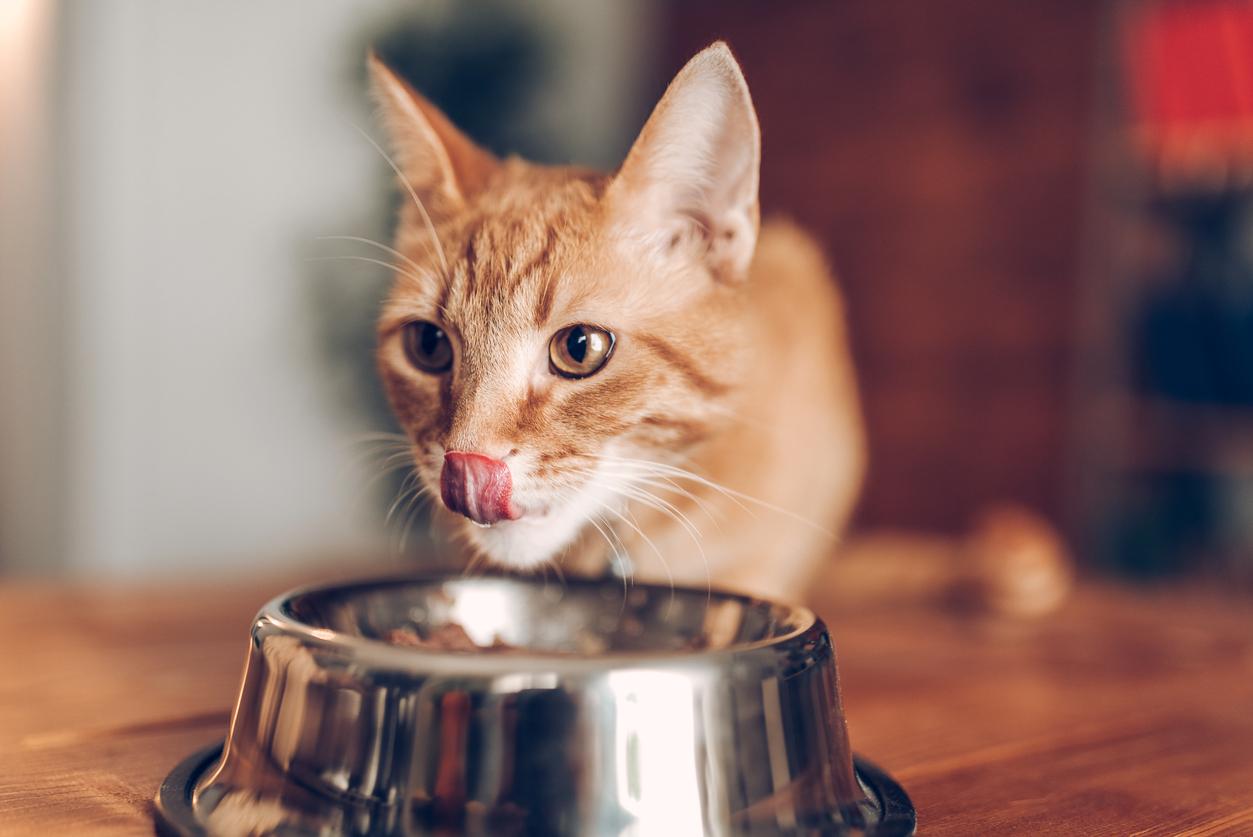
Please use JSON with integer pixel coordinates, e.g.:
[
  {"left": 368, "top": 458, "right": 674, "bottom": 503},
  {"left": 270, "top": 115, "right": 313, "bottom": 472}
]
[{"left": 254, "top": 571, "right": 825, "bottom": 674}]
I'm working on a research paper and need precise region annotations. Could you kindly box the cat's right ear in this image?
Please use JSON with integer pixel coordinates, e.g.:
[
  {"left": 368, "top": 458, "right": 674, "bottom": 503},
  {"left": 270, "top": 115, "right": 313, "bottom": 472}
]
[
  {"left": 607, "top": 42, "right": 761, "bottom": 283},
  {"left": 367, "top": 52, "right": 498, "bottom": 211}
]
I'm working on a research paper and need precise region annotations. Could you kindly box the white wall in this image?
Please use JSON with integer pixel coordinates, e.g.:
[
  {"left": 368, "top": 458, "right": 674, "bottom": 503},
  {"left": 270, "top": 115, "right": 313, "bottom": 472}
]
[
  {"left": 0, "top": 0, "right": 655, "bottom": 578},
  {"left": 0, "top": 0, "right": 63, "bottom": 575},
  {"left": 58, "top": 1, "right": 403, "bottom": 577}
]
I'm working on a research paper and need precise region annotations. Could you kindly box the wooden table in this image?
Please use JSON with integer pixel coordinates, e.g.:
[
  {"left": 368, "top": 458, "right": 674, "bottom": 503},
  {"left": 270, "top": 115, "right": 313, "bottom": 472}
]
[{"left": 2, "top": 569, "right": 1251, "bottom": 835}]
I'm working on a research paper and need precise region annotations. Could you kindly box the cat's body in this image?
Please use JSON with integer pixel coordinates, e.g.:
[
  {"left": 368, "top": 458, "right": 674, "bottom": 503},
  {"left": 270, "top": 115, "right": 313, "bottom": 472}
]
[{"left": 369, "top": 43, "right": 864, "bottom": 602}]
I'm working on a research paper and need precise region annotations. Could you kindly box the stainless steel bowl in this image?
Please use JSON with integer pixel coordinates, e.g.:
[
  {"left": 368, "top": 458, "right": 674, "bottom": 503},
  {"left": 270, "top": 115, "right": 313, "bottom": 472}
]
[{"left": 156, "top": 574, "right": 914, "bottom": 836}]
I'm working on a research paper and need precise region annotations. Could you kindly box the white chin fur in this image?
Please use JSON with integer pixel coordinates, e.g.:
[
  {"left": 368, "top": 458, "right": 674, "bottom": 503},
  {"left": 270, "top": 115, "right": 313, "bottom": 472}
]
[{"left": 460, "top": 472, "right": 625, "bottom": 571}]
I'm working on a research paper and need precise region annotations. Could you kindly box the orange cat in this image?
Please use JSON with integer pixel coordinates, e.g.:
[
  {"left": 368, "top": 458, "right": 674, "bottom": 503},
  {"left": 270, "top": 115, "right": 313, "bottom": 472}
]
[{"left": 368, "top": 42, "right": 864, "bottom": 602}]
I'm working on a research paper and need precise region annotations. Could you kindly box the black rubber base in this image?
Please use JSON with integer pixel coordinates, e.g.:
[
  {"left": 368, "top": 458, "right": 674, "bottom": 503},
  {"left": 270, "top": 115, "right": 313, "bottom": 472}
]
[{"left": 155, "top": 742, "right": 915, "bottom": 836}]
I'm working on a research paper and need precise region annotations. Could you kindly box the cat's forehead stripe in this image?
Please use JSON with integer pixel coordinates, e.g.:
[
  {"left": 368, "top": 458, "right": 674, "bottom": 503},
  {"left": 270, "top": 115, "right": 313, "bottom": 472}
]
[
  {"left": 434, "top": 274, "right": 452, "bottom": 324},
  {"left": 509, "top": 227, "right": 558, "bottom": 295},
  {"left": 437, "top": 210, "right": 572, "bottom": 331},
  {"left": 462, "top": 233, "right": 479, "bottom": 294},
  {"left": 534, "top": 272, "right": 557, "bottom": 328}
]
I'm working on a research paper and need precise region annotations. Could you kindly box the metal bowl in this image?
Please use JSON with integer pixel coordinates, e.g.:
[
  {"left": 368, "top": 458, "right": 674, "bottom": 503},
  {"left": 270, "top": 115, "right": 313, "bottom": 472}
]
[{"left": 155, "top": 574, "right": 914, "bottom": 836}]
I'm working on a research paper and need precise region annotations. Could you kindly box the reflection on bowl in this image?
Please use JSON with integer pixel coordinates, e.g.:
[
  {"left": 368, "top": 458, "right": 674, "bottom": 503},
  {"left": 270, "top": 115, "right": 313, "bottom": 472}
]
[{"left": 155, "top": 574, "right": 914, "bottom": 836}]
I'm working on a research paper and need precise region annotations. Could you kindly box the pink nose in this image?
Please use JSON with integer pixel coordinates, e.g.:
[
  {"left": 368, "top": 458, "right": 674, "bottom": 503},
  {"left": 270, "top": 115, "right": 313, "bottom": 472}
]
[{"left": 440, "top": 452, "right": 518, "bottom": 525}]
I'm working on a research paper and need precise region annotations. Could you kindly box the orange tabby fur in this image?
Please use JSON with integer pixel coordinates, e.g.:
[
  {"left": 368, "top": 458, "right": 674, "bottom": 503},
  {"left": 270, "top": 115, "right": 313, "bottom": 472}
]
[{"left": 369, "top": 42, "right": 864, "bottom": 602}]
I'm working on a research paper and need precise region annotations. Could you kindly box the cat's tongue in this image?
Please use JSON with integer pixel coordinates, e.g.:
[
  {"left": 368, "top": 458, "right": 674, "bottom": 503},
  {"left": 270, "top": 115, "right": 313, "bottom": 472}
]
[{"left": 440, "top": 452, "right": 519, "bottom": 526}]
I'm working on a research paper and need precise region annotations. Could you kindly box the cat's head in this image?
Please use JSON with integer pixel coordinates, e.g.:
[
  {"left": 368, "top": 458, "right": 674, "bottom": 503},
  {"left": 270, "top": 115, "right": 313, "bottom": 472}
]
[{"left": 369, "top": 42, "right": 760, "bottom": 569}]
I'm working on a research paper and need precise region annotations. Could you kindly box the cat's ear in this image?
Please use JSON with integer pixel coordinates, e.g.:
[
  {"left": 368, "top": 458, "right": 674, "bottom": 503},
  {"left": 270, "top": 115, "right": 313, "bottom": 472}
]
[
  {"left": 608, "top": 42, "right": 761, "bottom": 282},
  {"left": 367, "top": 52, "right": 498, "bottom": 211}
]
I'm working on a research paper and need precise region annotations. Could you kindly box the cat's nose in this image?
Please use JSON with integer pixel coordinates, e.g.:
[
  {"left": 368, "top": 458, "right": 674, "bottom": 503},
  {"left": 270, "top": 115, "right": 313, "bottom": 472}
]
[{"left": 440, "top": 451, "right": 519, "bottom": 525}]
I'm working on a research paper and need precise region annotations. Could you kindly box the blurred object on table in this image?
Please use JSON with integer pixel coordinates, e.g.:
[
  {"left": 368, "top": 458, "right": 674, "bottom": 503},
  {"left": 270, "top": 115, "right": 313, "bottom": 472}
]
[
  {"left": 1075, "top": 0, "right": 1253, "bottom": 583},
  {"left": 833, "top": 504, "right": 1075, "bottom": 618},
  {"left": 1123, "top": 0, "right": 1253, "bottom": 189}
]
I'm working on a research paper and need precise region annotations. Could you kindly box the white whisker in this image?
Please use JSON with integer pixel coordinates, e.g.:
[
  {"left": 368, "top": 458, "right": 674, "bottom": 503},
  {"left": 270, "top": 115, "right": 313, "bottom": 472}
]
[
  {"left": 613, "top": 483, "right": 704, "bottom": 543},
  {"left": 593, "top": 454, "right": 834, "bottom": 538},
  {"left": 397, "top": 488, "right": 433, "bottom": 555},
  {"left": 589, "top": 497, "right": 678, "bottom": 613},
  {"left": 584, "top": 514, "right": 630, "bottom": 612},
  {"left": 560, "top": 463, "right": 712, "bottom": 605},
  {"left": 349, "top": 122, "right": 450, "bottom": 278},
  {"left": 347, "top": 430, "right": 412, "bottom": 445},
  {"left": 607, "top": 483, "right": 711, "bottom": 605},
  {"left": 385, "top": 469, "right": 423, "bottom": 527},
  {"left": 358, "top": 456, "right": 419, "bottom": 502},
  {"left": 307, "top": 254, "right": 427, "bottom": 287},
  {"left": 621, "top": 474, "right": 724, "bottom": 528},
  {"left": 316, "top": 235, "right": 428, "bottom": 277}
]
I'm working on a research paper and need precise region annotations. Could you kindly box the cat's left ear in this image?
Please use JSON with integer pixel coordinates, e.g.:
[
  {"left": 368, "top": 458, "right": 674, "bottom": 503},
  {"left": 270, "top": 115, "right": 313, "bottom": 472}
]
[
  {"left": 367, "top": 52, "right": 498, "bottom": 213},
  {"left": 608, "top": 42, "right": 761, "bottom": 282}
]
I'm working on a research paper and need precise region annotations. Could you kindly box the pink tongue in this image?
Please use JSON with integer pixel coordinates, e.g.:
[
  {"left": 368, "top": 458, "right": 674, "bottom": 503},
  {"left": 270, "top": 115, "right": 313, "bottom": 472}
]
[{"left": 440, "top": 452, "right": 517, "bottom": 525}]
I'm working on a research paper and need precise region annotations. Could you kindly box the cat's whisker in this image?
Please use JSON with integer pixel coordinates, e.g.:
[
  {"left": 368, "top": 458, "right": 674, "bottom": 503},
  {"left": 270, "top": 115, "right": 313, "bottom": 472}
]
[
  {"left": 357, "top": 459, "right": 420, "bottom": 513},
  {"left": 385, "top": 470, "right": 423, "bottom": 527},
  {"left": 385, "top": 467, "right": 433, "bottom": 557},
  {"left": 596, "top": 458, "right": 756, "bottom": 521},
  {"left": 427, "top": 498, "right": 444, "bottom": 542},
  {"left": 608, "top": 482, "right": 712, "bottom": 606},
  {"left": 353, "top": 449, "right": 416, "bottom": 480},
  {"left": 351, "top": 438, "right": 416, "bottom": 465},
  {"left": 395, "top": 479, "right": 424, "bottom": 510},
  {"left": 343, "top": 440, "right": 415, "bottom": 476},
  {"left": 539, "top": 562, "right": 557, "bottom": 597},
  {"left": 593, "top": 454, "right": 835, "bottom": 538},
  {"left": 316, "top": 235, "right": 428, "bottom": 278},
  {"left": 588, "top": 497, "right": 677, "bottom": 615},
  {"left": 462, "top": 550, "right": 489, "bottom": 579},
  {"left": 354, "top": 451, "right": 415, "bottom": 474},
  {"left": 330, "top": 433, "right": 419, "bottom": 524},
  {"left": 345, "top": 430, "right": 412, "bottom": 445},
  {"left": 616, "top": 473, "right": 725, "bottom": 528},
  {"left": 540, "top": 464, "right": 712, "bottom": 601},
  {"left": 397, "top": 490, "right": 434, "bottom": 555},
  {"left": 610, "top": 482, "right": 705, "bottom": 544},
  {"left": 349, "top": 123, "right": 451, "bottom": 279},
  {"left": 547, "top": 556, "right": 567, "bottom": 590},
  {"left": 559, "top": 464, "right": 708, "bottom": 548},
  {"left": 307, "top": 254, "right": 427, "bottom": 288},
  {"left": 583, "top": 514, "right": 630, "bottom": 614},
  {"left": 336, "top": 440, "right": 397, "bottom": 475},
  {"left": 372, "top": 450, "right": 419, "bottom": 470},
  {"left": 337, "top": 433, "right": 411, "bottom": 478},
  {"left": 653, "top": 475, "right": 721, "bottom": 519}
]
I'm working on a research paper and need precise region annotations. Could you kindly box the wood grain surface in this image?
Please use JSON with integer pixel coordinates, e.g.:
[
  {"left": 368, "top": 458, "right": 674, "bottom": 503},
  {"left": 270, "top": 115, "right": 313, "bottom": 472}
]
[{"left": 1, "top": 568, "right": 1251, "bottom": 835}]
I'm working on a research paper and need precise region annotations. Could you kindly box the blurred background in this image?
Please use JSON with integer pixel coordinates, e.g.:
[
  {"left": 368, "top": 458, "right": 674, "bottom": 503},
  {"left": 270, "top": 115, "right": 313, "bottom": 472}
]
[{"left": 3, "top": 0, "right": 1253, "bottom": 587}]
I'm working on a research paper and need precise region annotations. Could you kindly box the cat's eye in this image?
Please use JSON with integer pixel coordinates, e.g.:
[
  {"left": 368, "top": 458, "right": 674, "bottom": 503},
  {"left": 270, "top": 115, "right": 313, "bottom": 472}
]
[
  {"left": 402, "top": 321, "right": 453, "bottom": 374},
  {"left": 549, "top": 324, "right": 615, "bottom": 378}
]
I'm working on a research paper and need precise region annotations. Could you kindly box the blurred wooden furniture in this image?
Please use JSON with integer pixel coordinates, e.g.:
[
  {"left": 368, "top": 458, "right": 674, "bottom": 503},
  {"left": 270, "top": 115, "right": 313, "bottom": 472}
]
[{"left": 2, "top": 568, "right": 1251, "bottom": 835}]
